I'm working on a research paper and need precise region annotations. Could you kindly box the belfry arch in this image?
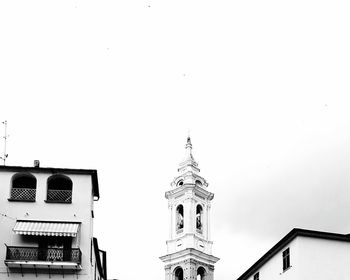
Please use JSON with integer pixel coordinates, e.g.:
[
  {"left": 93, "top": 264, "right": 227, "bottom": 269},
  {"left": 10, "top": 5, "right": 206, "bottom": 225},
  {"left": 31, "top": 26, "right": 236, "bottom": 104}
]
[
  {"left": 176, "top": 204, "right": 184, "bottom": 231},
  {"left": 197, "top": 266, "right": 206, "bottom": 280},
  {"left": 174, "top": 267, "right": 184, "bottom": 280},
  {"left": 196, "top": 204, "right": 203, "bottom": 231}
]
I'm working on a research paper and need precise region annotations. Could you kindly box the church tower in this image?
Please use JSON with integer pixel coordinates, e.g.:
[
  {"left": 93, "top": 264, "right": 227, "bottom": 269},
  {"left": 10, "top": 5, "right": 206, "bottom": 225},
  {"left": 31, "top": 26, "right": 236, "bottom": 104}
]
[{"left": 160, "top": 137, "right": 219, "bottom": 280}]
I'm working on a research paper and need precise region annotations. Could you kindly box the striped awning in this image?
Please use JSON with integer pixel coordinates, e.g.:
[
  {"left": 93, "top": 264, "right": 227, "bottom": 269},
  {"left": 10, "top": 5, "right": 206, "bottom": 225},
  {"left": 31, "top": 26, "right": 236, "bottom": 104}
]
[{"left": 13, "top": 221, "right": 80, "bottom": 237}]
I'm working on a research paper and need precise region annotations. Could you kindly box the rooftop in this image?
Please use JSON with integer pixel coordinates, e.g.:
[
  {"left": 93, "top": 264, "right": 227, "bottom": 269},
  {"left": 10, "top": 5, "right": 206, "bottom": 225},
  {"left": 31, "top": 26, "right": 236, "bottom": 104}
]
[{"left": 237, "top": 228, "right": 350, "bottom": 280}]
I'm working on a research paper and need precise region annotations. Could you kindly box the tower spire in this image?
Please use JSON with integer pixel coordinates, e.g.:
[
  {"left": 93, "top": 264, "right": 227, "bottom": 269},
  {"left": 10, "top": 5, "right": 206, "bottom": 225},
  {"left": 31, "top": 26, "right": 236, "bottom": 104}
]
[
  {"left": 178, "top": 136, "right": 199, "bottom": 173},
  {"left": 186, "top": 135, "right": 192, "bottom": 149},
  {"left": 184, "top": 136, "right": 194, "bottom": 161}
]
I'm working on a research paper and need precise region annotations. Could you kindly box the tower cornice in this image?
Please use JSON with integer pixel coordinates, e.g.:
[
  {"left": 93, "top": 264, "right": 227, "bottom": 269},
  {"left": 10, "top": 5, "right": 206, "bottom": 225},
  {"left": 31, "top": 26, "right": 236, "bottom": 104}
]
[
  {"left": 160, "top": 248, "right": 220, "bottom": 265},
  {"left": 165, "top": 184, "right": 214, "bottom": 201},
  {"left": 166, "top": 233, "right": 214, "bottom": 245}
]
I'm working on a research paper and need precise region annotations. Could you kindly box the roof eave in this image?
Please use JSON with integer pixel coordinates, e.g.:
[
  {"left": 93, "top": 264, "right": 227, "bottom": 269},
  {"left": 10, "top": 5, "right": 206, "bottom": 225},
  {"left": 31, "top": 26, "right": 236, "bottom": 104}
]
[{"left": 0, "top": 165, "right": 100, "bottom": 200}]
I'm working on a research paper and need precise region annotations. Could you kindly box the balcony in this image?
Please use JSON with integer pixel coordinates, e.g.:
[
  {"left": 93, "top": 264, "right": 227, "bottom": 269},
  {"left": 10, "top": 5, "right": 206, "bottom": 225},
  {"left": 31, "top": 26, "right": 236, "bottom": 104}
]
[
  {"left": 9, "top": 188, "right": 36, "bottom": 201},
  {"left": 5, "top": 246, "right": 82, "bottom": 269},
  {"left": 46, "top": 189, "right": 72, "bottom": 203}
]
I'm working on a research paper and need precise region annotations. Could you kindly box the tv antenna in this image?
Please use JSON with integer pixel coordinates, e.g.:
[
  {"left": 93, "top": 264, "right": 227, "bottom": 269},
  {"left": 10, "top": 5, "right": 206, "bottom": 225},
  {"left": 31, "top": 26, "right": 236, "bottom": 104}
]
[{"left": 0, "top": 120, "right": 9, "bottom": 165}]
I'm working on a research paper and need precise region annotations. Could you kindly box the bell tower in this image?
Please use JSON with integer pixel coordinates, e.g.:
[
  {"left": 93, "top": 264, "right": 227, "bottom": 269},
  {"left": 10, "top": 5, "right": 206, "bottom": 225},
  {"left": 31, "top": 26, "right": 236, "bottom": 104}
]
[{"left": 160, "top": 137, "right": 219, "bottom": 280}]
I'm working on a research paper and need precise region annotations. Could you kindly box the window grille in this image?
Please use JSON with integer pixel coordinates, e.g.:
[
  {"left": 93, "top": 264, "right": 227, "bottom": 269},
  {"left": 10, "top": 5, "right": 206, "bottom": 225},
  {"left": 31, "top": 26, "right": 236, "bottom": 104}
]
[
  {"left": 10, "top": 188, "right": 36, "bottom": 201},
  {"left": 47, "top": 189, "right": 72, "bottom": 202}
]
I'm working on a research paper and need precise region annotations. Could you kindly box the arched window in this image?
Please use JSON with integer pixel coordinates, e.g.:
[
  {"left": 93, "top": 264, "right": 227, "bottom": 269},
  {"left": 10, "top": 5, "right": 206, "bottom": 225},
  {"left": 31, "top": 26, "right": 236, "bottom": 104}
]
[
  {"left": 10, "top": 173, "right": 37, "bottom": 201},
  {"left": 195, "top": 180, "right": 203, "bottom": 187},
  {"left": 196, "top": 204, "right": 203, "bottom": 231},
  {"left": 197, "top": 267, "right": 206, "bottom": 280},
  {"left": 176, "top": 204, "right": 184, "bottom": 231},
  {"left": 177, "top": 180, "right": 184, "bottom": 187},
  {"left": 47, "top": 174, "right": 73, "bottom": 203},
  {"left": 174, "top": 267, "right": 184, "bottom": 280}
]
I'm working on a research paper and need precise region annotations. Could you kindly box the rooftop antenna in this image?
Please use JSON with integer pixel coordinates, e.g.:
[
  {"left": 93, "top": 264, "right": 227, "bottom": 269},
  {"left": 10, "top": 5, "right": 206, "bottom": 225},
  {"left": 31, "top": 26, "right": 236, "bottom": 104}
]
[{"left": 0, "top": 120, "right": 9, "bottom": 165}]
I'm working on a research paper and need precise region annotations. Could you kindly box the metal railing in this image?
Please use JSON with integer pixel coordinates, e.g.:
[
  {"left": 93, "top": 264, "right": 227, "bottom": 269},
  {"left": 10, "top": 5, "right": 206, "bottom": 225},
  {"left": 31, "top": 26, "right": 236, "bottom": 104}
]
[
  {"left": 10, "top": 188, "right": 36, "bottom": 201},
  {"left": 47, "top": 189, "right": 72, "bottom": 202},
  {"left": 5, "top": 246, "right": 81, "bottom": 263}
]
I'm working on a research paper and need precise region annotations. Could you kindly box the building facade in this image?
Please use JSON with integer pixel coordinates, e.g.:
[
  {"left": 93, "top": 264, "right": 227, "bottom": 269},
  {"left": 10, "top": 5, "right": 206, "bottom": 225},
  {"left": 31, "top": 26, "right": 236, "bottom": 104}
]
[
  {"left": 160, "top": 138, "right": 219, "bottom": 280},
  {"left": 0, "top": 164, "right": 107, "bottom": 279},
  {"left": 237, "top": 228, "right": 350, "bottom": 280}
]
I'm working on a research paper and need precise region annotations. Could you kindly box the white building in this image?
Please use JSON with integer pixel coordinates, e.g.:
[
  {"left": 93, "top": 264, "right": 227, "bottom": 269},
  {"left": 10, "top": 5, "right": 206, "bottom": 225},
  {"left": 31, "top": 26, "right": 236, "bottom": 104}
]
[
  {"left": 160, "top": 137, "right": 219, "bottom": 280},
  {"left": 0, "top": 163, "right": 107, "bottom": 279},
  {"left": 237, "top": 228, "right": 350, "bottom": 280}
]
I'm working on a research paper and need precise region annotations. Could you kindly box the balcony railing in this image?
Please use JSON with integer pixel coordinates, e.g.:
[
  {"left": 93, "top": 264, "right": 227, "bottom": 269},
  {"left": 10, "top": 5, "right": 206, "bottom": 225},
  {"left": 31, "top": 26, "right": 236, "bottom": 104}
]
[
  {"left": 5, "top": 246, "right": 81, "bottom": 263},
  {"left": 10, "top": 188, "right": 36, "bottom": 201},
  {"left": 47, "top": 189, "right": 72, "bottom": 203}
]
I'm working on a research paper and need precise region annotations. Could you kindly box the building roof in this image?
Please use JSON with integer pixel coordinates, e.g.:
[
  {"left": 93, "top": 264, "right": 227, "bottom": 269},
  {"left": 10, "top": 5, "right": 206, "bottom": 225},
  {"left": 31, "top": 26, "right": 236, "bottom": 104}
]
[
  {"left": 237, "top": 228, "right": 350, "bottom": 280},
  {"left": 0, "top": 165, "right": 99, "bottom": 199}
]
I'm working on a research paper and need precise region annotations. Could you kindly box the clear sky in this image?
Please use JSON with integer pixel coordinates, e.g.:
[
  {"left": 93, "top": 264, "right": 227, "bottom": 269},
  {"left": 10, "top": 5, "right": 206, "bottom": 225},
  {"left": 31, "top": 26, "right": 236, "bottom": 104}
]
[{"left": 1, "top": 0, "right": 350, "bottom": 279}]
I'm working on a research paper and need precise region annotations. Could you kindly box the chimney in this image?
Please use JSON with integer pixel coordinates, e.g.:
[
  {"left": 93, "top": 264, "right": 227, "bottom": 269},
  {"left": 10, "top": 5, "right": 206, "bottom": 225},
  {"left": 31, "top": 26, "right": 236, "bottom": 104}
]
[{"left": 34, "top": 160, "right": 40, "bottom": 168}]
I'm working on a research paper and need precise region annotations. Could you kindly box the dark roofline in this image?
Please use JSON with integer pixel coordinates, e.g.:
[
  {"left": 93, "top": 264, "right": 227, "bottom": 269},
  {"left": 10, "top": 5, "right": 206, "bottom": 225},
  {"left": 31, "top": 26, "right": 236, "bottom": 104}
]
[
  {"left": 237, "top": 228, "right": 350, "bottom": 280},
  {"left": 0, "top": 165, "right": 99, "bottom": 200}
]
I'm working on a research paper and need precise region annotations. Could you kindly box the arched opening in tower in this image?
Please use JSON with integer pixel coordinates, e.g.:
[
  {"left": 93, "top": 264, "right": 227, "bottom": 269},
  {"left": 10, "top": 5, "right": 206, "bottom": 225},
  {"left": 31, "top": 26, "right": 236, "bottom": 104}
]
[
  {"left": 196, "top": 204, "right": 203, "bottom": 231},
  {"left": 197, "top": 267, "right": 206, "bottom": 280},
  {"left": 174, "top": 267, "right": 184, "bottom": 280},
  {"left": 195, "top": 180, "right": 202, "bottom": 187},
  {"left": 176, "top": 204, "right": 184, "bottom": 230}
]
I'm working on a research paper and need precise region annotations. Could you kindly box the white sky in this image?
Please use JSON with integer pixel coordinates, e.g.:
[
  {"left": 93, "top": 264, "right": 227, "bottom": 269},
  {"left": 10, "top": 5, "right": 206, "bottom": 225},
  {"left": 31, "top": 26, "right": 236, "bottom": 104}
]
[{"left": 1, "top": 0, "right": 350, "bottom": 279}]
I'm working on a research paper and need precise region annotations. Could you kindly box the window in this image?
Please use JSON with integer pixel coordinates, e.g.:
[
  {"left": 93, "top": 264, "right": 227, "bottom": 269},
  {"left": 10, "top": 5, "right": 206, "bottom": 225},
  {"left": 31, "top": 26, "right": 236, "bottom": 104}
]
[
  {"left": 9, "top": 173, "right": 37, "bottom": 201},
  {"left": 195, "top": 180, "right": 203, "bottom": 187},
  {"left": 176, "top": 205, "right": 184, "bottom": 232},
  {"left": 282, "top": 248, "right": 290, "bottom": 271},
  {"left": 46, "top": 174, "right": 73, "bottom": 203},
  {"left": 253, "top": 272, "right": 259, "bottom": 280},
  {"left": 196, "top": 204, "right": 203, "bottom": 231}
]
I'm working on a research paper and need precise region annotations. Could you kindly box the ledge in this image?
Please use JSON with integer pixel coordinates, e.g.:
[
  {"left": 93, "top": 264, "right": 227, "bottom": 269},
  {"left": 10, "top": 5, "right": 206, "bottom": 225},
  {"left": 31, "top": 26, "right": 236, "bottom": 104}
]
[
  {"left": 5, "top": 260, "right": 82, "bottom": 270},
  {"left": 44, "top": 200, "right": 72, "bottom": 204},
  {"left": 8, "top": 198, "right": 35, "bottom": 202},
  {"left": 282, "top": 265, "right": 292, "bottom": 274}
]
